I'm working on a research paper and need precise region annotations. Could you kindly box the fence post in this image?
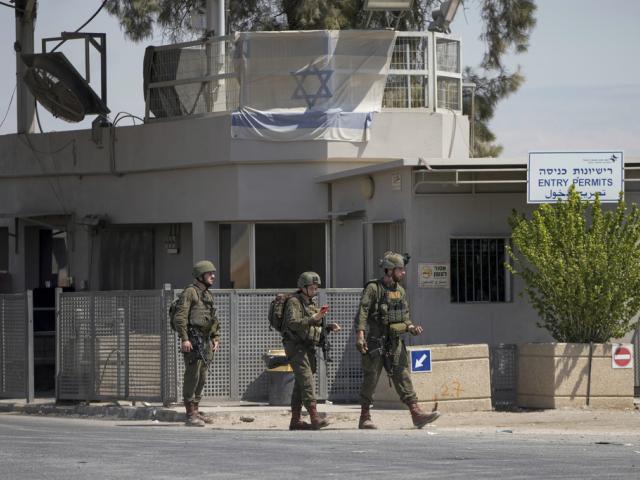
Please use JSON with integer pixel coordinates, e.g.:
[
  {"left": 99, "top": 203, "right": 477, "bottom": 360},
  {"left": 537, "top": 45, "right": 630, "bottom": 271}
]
[
  {"left": 89, "top": 293, "right": 96, "bottom": 402},
  {"left": 229, "top": 290, "right": 239, "bottom": 401},
  {"left": 161, "top": 285, "right": 176, "bottom": 406},
  {"left": 124, "top": 293, "right": 131, "bottom": 399},
  {"left": 317, "top": 290, "right": 328, "bottom": 401},
  {"left": 54, "top": 288, "right": 61, "bottom": 401},
  {"left": 25, "top": 290, "right": 34, "bottom": 403}
]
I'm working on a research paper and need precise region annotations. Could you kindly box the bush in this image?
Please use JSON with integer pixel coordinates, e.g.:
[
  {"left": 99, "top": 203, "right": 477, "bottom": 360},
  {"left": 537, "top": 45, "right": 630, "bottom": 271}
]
[{"left": 506, "top": 186, "right": 640, "bottom": 342}]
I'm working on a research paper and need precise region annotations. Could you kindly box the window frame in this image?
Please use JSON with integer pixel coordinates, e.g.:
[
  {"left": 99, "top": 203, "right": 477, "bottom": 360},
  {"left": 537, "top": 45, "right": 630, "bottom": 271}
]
[{"left": 449, "top": 236, "right": 512, "bottom": 304}]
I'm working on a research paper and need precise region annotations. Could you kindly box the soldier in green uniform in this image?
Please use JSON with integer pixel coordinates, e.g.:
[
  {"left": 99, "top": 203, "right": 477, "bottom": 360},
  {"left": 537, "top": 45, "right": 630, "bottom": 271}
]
[
  {"left": 173, "top": 260, "right": 220, "bottom": 427},
  {"left": 282, "top": 272, "right": 341, "bottom": 430},
  {"left": 355, "top": 252, "right": 441, "bottom": 429}
]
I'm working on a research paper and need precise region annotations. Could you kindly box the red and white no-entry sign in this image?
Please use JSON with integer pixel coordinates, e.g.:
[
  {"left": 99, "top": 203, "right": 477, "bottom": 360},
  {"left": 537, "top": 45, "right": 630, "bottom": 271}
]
[{"left": 611, "top": 344, "right": 634, "bottom": 369}]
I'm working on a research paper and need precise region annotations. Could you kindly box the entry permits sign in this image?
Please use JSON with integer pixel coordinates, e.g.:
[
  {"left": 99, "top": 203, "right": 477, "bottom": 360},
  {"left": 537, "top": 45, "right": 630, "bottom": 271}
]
[
  {"left": 410, "top": 349, "right": 432, "bottom": 373},
  {"left": 528, "top": 151, "right": 623, "bottom": 204}
]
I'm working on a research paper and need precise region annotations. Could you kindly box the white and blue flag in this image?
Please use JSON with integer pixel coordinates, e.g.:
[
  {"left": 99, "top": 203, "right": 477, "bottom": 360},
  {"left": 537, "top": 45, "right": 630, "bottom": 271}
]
[{"left": 231, "top": 30, "right": 396, "bottom": 142}]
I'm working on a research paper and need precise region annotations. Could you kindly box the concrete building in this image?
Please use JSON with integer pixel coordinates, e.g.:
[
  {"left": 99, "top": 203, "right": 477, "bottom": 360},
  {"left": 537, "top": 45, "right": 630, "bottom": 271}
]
[{"left": 1, "top": 26, "right": 639, "bottom": 395}]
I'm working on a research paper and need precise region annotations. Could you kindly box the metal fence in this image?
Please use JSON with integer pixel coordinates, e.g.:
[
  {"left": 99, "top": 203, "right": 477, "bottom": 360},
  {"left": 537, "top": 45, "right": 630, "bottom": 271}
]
[
  {"left": 56, "top": 290, "right": 174, "bottom": 403},
  {"left": 56, "top": 288, "right": 363, "bottom": 404},
  {"left": 144, "top": 35, "right": 239, "bottom": 121},
  {"left": 173, "top": 289, "right": 363, "bottom": 402},
  {"left": 489, "top": 344, "right": 517, "bottom": 409},
  {"left": 0, "top": 292, "right": 33, "bottom": 401},
  {"left": 50, "top": 288, "right": 640, "bottom": 404}
]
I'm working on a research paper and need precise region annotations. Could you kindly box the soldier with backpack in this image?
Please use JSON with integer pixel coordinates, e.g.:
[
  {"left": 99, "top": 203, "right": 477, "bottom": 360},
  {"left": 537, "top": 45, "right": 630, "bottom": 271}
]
[
  {"left": 281, "top": 271, "right": 340, "bottom": 430},
  {"left": 355, "top": 252, "right": 441, "bottom": 430},
  {"left": 172, "top": 260, "right": 220, "bottom": 427}
]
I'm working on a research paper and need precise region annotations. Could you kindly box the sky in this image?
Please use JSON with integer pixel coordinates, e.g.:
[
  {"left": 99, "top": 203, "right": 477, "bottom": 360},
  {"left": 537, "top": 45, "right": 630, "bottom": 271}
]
[{"left": 0, "top": 0, "right": 639, "bottom": 158}]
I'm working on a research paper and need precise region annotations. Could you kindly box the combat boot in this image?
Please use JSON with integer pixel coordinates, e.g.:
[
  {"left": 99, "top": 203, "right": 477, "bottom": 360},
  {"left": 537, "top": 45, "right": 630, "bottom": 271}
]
[
  {"left": 358, "top": 404, "right": 377, "bottom": 430},
  {"left": 289, "top": 405, "right": 312, "bottom": 430},
  {"left": 408, "top": 402, "right": 440, "bottom": 429},
  {"left": 192, "top": 401, "right": 214, "bottom": 425},
  {"left": 307, "top": 402, "right": 329, "bottom": 430},
  {"left": 184, "top": 401, "right": 205, "bottom": 427}
]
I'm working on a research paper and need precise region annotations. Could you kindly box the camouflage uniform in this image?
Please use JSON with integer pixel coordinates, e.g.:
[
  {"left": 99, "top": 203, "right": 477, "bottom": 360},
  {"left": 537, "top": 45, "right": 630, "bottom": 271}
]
[
  {"left": 282, "top": 293, "right": 323, "bottom": 408},
  {"left": 173, "top": 283, "right": 220, "bottom": 404},
  {"left": 281, "top": 271, "right": 330, "bottom": 430},
  {"left": 356, "top": 279, "right": 418, "bottom": 406},
  {"left": 355, "top": 252, "right": 440, "bottom": 429}
]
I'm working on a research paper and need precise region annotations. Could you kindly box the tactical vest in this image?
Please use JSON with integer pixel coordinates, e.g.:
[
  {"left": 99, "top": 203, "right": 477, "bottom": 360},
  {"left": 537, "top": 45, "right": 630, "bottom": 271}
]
[
  {"left": 187, "top": 286, "right": 219, "bottom": 337},
  {"left": 380, "top": 285, "right": 406, "bottom": 325},
  {"left": 368, "top": 280, "right": 408, "bottom": 326},
  {"left": 284, "top": 294, "right": 322, "bottom": 346}
]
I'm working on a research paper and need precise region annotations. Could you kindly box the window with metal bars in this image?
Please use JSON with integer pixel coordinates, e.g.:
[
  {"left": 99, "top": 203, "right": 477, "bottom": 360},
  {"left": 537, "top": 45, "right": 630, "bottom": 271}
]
[{"left": 450, "top": 238, "right": 511, "bottom": 303}]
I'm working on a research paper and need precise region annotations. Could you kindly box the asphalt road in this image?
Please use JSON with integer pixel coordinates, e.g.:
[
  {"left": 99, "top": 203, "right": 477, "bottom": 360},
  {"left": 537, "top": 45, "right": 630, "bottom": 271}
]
[{"left": 0, "top": 414, "right": 638, "bottom": 479}]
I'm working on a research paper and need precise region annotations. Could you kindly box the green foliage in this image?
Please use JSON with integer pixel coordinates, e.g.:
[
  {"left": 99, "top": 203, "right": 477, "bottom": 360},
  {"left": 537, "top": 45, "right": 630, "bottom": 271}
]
[{"left": 506, "top": 186, "right": 640, "bottom": 343}]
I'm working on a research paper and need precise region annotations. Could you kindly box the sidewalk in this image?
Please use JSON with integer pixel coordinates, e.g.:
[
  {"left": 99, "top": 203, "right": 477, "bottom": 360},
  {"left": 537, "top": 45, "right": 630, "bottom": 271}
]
[{"left": 1, "top": 398, "right": 639, "bottom": 435}]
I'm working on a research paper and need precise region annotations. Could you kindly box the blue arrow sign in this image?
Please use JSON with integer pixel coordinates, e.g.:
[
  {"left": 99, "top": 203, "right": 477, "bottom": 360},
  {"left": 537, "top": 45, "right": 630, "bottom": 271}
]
[{"left": 410, "top": 349, "right": 432, "bottom": 373}]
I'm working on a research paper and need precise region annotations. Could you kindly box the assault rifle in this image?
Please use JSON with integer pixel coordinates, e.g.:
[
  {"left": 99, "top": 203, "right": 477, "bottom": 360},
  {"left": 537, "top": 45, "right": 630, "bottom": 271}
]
[
  {"left": 187, "top": 325, "right": 212, "bottom": 370},
  {"left": 367, "top": 334, "right": 394, "bottom": 385},
  {"left": 319, "top": 317, "right": 332, "bottom": 363}
]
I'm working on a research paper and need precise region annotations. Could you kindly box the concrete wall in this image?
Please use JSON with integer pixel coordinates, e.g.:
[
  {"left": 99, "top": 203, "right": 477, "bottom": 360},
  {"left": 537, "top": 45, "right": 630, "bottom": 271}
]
[
  {"left": 517, "top": 343, "right": 635, "bottom": 409},
  {"left": 406, "top": 192, "right": 547, "bottom": 346},
  {"left": 373, "top": 344, "right": 492, "bottom": 412},
  {"left": 0, "top": 110, "right": 469, "bottom": 293}
]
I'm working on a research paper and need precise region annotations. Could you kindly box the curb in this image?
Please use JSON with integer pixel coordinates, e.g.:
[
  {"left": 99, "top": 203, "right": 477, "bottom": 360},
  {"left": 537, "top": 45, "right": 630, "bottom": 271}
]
[
  {"left": 1, "top": 402, "right": 347, "bottom": 424},
  {"left": 1, "top": 402, "right": 185, "bottom": 422}
]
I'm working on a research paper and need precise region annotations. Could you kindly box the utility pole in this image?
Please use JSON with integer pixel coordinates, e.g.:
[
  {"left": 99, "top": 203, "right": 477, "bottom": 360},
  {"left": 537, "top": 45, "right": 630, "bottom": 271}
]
[
  {"left": 204, "top": 0, "right": 226, "bottom": 113},
  {"left": 14, "top": 0, "right": 37, "bottom": 134},
  {"left": 205, "top": 0, "right": 225, "bottom": 36}
]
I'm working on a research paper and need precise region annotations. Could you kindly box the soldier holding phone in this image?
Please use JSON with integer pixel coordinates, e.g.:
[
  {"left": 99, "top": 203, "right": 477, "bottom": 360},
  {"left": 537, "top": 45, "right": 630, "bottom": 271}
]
[{"left": 281, "top": 271, "right": 340, "bottom": 430}]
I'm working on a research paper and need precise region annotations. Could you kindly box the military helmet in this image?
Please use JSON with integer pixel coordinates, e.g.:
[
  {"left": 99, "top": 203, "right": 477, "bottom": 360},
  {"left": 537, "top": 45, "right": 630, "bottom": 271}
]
[
  {"left": 192, "top": 260, "right": 217, "bottom": 278},
  {"left": 379, "top": 251, "right": 406, "bottom": 270},
  {"left": 297, "top": 271, "right": 322, "bottom": 290}
]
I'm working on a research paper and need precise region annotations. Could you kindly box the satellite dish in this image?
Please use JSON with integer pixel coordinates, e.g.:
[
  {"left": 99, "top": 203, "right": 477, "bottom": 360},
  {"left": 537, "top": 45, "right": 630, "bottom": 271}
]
[{"left": 21, "top": 52, "right": 109, "bottom": 123}]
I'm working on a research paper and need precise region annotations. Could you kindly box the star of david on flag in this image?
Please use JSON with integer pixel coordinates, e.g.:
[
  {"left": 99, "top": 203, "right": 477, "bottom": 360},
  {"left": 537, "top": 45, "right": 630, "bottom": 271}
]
[{"left": 291, "top": 65, "right": 333, "bottom": 108}]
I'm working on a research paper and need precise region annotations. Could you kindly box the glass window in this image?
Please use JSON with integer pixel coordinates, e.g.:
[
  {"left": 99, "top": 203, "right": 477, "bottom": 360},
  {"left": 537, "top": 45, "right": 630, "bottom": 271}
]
[
  {"left": 436, "top": 38, "right": 460, "bottom": 73},
  {"left": 255, "top": 223, "right": 326, "bottom": 289},
  {"left": 450, "top": 238, "right": 510, "bottom": 303},
  {"left": 437, "top": 76, "right": 461, "bottom": 110}
]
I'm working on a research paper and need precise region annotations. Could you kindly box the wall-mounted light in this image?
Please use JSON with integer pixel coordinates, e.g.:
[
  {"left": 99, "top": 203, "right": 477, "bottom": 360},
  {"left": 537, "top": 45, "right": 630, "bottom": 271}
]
[{"left": 360, "top": 176, "right": 375, "bottom": 200}]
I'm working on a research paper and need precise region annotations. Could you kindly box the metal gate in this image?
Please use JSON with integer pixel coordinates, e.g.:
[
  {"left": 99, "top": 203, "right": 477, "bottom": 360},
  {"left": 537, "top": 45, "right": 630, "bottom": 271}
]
[
  {"left": 0, "top": 292, "right": 33, "bottom": 401},
  {"left": 56, "top": 290, "right": 175, "bottom": 403}
]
